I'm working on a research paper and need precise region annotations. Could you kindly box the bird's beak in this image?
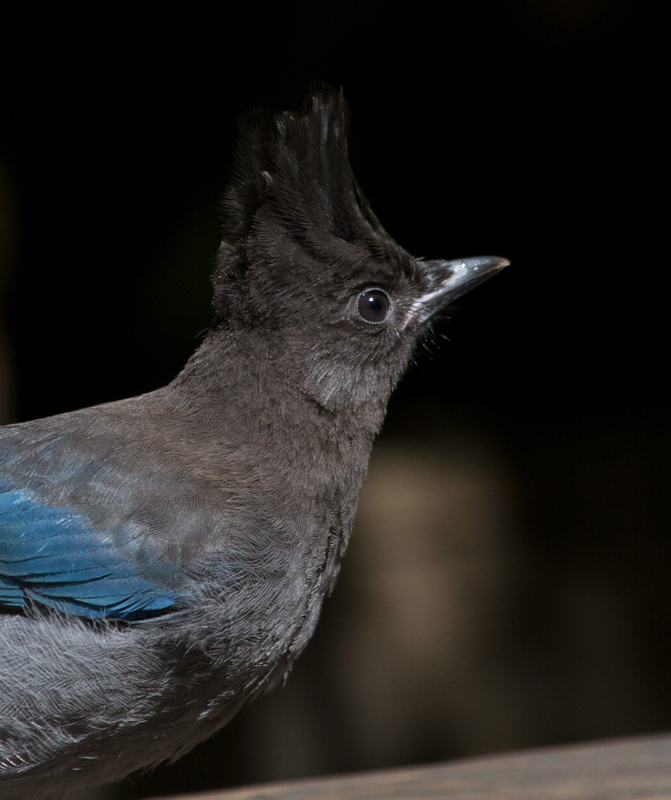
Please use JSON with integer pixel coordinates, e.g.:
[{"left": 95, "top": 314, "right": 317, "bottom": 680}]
[{"left": 406, "top": 255, "right": 509, "bottom": 327}]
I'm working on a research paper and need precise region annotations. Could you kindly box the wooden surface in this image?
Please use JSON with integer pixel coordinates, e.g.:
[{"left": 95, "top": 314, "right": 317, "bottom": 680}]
[{"left": 156, "top": 733, "right": 671, "bottom": 799}]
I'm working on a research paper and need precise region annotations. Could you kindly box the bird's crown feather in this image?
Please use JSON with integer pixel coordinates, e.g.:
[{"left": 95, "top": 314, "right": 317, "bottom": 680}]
[{"left": 221, "top": 85, "right": 381, "bottom": 247}]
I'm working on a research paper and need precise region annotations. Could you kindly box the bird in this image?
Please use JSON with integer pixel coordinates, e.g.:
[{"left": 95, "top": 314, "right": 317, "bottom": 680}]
[{"left": 0, "top": 87, "right": 508, "bottom": 799}]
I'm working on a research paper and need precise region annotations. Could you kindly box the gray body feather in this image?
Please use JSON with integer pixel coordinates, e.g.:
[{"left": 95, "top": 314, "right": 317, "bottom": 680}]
[{"left": 1, "top": 336, "right": 378, "bottom": 796}]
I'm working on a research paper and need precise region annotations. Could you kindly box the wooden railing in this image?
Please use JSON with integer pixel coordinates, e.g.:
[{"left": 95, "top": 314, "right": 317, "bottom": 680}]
[{"left": 156, "top": 733, "right": 671, "bottom": 799}]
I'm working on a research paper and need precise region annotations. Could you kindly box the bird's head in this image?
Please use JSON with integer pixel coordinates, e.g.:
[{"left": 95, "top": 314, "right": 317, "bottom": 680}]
[{"left": 211, "top": 88, "right": 507, "bottom": 417}]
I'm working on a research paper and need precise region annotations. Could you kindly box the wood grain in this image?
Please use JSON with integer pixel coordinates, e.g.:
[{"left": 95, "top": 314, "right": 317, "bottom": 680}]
[{"left": 155, "top": 733, "right": 671, "bottom": 799}]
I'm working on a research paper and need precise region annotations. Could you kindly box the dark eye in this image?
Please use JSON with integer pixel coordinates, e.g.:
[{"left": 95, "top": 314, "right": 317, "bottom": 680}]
[{"left": 357, "top": 289, "right": 391, "bottom": 324}]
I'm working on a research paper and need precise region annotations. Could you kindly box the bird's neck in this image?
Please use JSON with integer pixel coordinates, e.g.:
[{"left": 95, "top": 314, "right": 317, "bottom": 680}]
[
  {"left": 171, "top": 326, "right": 388, "bottom": 445},
  {"left": 167, "top": 327, "right": 379, "bottom": 627}
]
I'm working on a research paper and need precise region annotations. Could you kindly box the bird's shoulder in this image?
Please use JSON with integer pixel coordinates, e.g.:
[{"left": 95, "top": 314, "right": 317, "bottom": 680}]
[{"left": 0, "top": 389, "right": 277, "bottom": 620}]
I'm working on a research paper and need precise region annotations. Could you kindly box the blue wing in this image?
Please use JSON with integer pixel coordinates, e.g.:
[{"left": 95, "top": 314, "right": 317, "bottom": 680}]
[{"left": 0, "top": 478, "right": 182, "bottom": 621}]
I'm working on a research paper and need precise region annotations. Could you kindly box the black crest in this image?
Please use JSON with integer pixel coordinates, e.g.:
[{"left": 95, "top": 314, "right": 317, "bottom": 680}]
[
  {"left": 212, "top": 86, "right": 412, "bottom": 325},
  {"left": 221, "top": 85, "right": 385, "bottom": 248}
]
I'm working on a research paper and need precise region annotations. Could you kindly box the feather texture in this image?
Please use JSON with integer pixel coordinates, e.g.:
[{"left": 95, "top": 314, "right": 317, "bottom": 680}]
[{"left": 0, "top": 479, "right": 181, "bottom": 619}]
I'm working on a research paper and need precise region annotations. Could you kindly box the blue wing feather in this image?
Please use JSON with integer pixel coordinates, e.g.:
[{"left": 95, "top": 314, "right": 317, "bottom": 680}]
[{"left": 0, "top": 479, "right": 182, "bottom": 620}]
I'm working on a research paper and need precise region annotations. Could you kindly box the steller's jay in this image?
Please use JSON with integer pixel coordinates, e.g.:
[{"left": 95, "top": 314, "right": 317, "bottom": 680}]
[{"left": 0, "top": 88, "right": 507, "bottom": 798}]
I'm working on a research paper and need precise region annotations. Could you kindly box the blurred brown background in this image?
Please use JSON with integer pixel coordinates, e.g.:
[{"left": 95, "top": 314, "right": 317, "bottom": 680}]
[{"left": 0, "top": 1, "right": 668, "bottom": 797}]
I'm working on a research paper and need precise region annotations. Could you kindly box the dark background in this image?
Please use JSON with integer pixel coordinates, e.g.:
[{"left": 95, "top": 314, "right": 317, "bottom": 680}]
[{"left": 0, "top": 2, "right": 668, "bottom": 798}]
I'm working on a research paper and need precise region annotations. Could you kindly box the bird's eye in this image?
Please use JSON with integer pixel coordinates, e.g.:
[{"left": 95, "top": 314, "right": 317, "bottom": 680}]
[{"left": 357, "top": 289, "right": 391, "bottom": 324}]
